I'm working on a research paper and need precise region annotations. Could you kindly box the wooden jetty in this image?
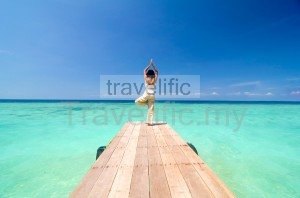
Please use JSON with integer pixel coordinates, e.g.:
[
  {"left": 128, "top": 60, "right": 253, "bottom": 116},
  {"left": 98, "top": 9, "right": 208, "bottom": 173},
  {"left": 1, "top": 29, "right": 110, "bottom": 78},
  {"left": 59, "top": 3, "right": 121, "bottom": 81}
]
[{"left": 70, "top": 122, "right": 235, "bottom": 198}]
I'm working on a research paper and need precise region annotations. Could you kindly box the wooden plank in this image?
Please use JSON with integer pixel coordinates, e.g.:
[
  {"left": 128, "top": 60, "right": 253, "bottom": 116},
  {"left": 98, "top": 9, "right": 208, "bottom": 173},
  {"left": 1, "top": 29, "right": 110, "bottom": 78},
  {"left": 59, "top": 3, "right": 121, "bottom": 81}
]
[
  {"left": 129, "top": 123, "right": 149, "bottom": 198},
  {"left": 70, "top": 123, "right": 130, "bottom": 198},
  {"left": 165, "top": 126, "right": 235, "bottom": 197},
  {"left": 148, "top": 125, "right": 172, "bottom": 198},
  {"left": 87, "top": 123, "right": 135, "bottom": 197},
  {"left": 108, "top": 123, "right": 141, "bottom": 197},
  {"left": 71, "top": 122, "right": 235, "bottom": 198},
  {"left": 159, "top": 125, "right": 214, "bottom": 198},
  {"left": 153, "top": 125, "right": 192, "bottom": 198},
  {"left": 163, "top": 125, "right": 235, "bottom": 197}
]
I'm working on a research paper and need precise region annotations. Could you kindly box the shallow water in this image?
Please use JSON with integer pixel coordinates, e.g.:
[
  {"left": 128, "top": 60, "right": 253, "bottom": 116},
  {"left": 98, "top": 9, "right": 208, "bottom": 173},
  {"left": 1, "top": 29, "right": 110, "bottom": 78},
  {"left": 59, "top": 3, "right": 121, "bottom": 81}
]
[{"left": 0, "top": 101, "right": 299, "bottom": 197}]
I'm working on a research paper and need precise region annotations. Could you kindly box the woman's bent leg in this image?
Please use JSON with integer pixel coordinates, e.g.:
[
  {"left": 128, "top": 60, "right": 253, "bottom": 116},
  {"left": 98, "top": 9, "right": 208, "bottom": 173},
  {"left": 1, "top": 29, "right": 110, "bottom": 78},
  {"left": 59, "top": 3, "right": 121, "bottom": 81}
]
[{"left": 135, "top": 94, "right": 148, "bottom": 106}]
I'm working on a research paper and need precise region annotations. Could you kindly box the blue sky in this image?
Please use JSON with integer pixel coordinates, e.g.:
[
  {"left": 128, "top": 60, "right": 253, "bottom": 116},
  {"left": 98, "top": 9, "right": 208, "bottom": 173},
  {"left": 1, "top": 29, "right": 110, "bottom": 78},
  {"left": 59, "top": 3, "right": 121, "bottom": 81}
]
[{"left": 0, "top": 0, "right": 300, "bottom": 100}]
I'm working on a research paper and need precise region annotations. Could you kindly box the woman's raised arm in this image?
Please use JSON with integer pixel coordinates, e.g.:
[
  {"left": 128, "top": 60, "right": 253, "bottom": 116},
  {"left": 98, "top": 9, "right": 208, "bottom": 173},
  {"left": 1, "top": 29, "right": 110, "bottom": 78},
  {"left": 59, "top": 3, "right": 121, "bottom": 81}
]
[
  {"left": 144, "top": 64, "right": 151, "bottom": 79},
  {"left": 152, "top": 61, "right": 159, "bottom": 83}
]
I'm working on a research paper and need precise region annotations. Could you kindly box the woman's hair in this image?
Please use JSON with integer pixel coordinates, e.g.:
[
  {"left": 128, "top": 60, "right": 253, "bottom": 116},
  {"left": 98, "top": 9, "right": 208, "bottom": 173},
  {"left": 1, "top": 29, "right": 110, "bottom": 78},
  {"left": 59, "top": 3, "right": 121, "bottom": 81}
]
[{"left": 146, "top": 69, "right": 155, "bottom": 78}]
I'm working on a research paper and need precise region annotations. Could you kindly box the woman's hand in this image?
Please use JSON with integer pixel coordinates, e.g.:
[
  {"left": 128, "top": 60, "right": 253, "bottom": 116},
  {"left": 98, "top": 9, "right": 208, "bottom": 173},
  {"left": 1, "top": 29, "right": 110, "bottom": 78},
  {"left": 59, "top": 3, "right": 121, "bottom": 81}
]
[
  {"left": 150, "top": 59, "right": 158, "bottom": 82},
  {"left": 150, "top": 58, "right": 153, "bottom": 66},
  {"left": 150, "top": 58, "right": 158, "bottom": 71}
]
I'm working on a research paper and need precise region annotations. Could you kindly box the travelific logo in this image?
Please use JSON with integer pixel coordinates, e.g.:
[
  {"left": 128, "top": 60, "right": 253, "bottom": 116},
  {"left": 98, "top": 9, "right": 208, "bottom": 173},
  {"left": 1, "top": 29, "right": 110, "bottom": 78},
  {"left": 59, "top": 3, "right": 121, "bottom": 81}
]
[{"left": 100, "top": 75, "right": 200, "bottom": 99}]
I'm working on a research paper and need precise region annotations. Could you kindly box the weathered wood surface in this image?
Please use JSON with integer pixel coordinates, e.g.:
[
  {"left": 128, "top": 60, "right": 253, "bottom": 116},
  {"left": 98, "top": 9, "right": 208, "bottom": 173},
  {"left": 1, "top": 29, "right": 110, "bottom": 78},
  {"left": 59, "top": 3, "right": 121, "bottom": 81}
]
[{"left": 70, "top": 122, "right": 235, "bottom": 198}]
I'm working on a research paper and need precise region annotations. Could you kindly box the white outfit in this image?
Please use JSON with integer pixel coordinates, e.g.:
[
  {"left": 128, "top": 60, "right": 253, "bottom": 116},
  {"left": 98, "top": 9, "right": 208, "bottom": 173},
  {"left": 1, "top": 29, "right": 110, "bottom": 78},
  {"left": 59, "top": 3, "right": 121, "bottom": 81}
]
[{"left": 135, "top": 81, "right": 155, "bottom": 124}]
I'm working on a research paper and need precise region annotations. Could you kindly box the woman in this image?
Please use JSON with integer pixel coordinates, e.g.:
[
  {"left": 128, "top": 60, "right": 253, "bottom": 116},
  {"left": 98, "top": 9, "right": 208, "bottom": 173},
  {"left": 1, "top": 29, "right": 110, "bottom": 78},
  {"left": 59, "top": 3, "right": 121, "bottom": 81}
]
[{"left": 135, "top": 59, "right": 159, "bottom": 126}]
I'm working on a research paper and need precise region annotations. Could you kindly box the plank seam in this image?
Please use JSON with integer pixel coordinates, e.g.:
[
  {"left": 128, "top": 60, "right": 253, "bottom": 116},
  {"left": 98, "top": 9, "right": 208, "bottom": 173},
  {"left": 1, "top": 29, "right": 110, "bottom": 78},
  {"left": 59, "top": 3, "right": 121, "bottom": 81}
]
[
  {"left": 152, "top": 126, "right": 172, "bottom": 197},
  {"left": 69, "top": 123, "right": 130, "bottom": 198},
  {"left": 158, "top": 125, "right": 194, "bottom": 197},
  {"left": 87, "top": 122, "right": 134, "bottom": 197},
  {"left": 106, "top": 123, "right": 136, "bottom": 196},
  {"left": 164, "top": 125, "right": 218, "bottom": 197},
  {"left": 160, "top": 124, "right": 215, "bottom": 197}
]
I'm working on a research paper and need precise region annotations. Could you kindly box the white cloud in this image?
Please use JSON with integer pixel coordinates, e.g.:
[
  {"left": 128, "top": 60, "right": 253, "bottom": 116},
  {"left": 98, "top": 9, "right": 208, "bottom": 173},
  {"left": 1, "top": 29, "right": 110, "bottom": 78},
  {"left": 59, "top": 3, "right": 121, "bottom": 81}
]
[
  {"left": 201, "top": 91, "right": 219, "bottom": 96},
  {"left": 230, "top": 81, "right": 261, "bottom": 87},
  {"left": 244, "top": 91, "right": 261, "bottom": 96},
  {"left": 265, "top": 92, "right": 273, "bottom": 96},
  {"left": 290, "top": 90, "right": 300, "bottom": 96},
  {"left": 244, "top": 92, "right": 273, "bottom": 96},
  {"left": 228, "top": 91, "right": 273, "bottom": 96}
]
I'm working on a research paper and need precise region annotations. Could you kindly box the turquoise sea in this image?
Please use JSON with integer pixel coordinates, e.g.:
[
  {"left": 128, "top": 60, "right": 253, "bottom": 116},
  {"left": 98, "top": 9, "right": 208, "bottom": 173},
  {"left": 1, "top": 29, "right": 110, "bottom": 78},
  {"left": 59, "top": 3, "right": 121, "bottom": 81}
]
[{"left": 0, "top": 100, "right": 299, "bottom": 197}]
